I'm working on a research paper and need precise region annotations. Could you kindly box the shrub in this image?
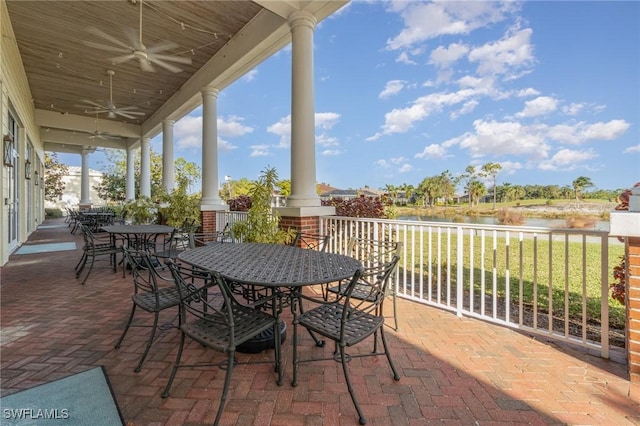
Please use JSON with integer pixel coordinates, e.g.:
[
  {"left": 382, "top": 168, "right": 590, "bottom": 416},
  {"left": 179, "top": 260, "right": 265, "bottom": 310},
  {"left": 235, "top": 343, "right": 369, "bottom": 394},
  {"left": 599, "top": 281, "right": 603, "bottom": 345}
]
[
  {"left": 495, "top": 208, "right": 525, "bottom": 225},
  {"left": 610, "top": 256, "right": 626, "bottom": 305},
  {"left": 227, "top": 195, "right": 252, "bottom": 212},
  {"left": 45, "top": 208, "right": 63, "bottom": 219},
  {"left": 565, "top": 214, "right": 596, "bottom": 229},
  {"left": 322, "top": 194, "right": 396, "bottom": 219}
]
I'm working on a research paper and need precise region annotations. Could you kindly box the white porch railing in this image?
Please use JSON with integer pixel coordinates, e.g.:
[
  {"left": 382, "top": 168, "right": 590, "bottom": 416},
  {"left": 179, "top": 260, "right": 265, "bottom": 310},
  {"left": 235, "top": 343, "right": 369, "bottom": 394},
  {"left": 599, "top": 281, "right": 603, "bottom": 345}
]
[
  {"left": 215, "top": 211, "right": 621, "bottom": 359},
  {"left": 320, "top": 216, "right": 621, "bottom": 359}
]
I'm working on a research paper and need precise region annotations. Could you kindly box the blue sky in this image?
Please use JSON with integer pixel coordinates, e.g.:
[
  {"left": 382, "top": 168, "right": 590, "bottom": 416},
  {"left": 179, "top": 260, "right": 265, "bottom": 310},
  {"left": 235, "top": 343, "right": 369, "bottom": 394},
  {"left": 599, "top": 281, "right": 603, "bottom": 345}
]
[{"left": 61, "top": 0, "right": 640, "bottom": 193}]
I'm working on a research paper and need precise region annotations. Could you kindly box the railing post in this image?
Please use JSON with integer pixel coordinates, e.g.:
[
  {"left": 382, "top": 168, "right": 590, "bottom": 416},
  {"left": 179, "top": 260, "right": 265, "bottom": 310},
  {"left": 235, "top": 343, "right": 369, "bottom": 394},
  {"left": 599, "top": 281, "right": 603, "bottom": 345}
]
[
  {"left": 600, "top": 233, "right": 609, "bottom": 359},
  {"left": 457, "top": 226, "right": 463, "bottom": 317}
]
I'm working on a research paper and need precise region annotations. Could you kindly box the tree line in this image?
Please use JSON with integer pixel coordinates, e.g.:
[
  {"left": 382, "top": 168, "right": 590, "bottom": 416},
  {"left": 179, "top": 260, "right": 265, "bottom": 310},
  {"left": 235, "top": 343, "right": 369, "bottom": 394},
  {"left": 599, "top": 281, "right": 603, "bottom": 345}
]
[{"left": 383, "top": 162, "right": 620, "bottom": 208}]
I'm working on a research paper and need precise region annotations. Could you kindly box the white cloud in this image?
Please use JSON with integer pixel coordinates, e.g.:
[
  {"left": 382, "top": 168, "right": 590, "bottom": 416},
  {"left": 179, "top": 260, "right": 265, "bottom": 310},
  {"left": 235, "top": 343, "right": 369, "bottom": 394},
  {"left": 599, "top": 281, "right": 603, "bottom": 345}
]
[
  {"left": 547, "top": 120, "right": 630, "bottom": 145},
  {"left": 375, "top": 159, "right": 391, "bottom": 168},
  {"left": 624, "top": 144, "right": 640, "bottom": 153},
  {"left": 450, "top": 99, "right": 478, "bottom": 119},
  {"left": 322, "top": 149, "right": 343, "bottom": 156},
  {"left": 459, "top": 119, "right": 550, "bottom": 160},
  {"left": 250, "top": 144, "right": 271, "bottom": 157},
  {"left": 379, "top": 80, "right": 406, "bottom": 99},
  {"left": 175, "top": 114, "right": 251, "bottom": 150},
  {"left": 386, "top": 1, "right": 517, "bottom": 50},
  {"left": 267, "top": 112, "right": 341, "bottom": 149},
  {"left": 175, "top": 115, "right": 201, "bottom": 149},
  {"left": 517, "top": 88, "right": 540, "bottom": 97},
  {"left": 415, "top": 143, "right": 447, "bottom": 159},
  {"left": 390, "top": 156, "right": 406, "bottom": 164},
  {"left": 398, "top": 163, "right": 413, "bottom": 173},
  {"left": 395, "top": 51, "right": 417, "bottom": 65},
  {"left": 468, "top": 28, "right": 535, "bottom": 77},
  {"left": 430, "top": 43, "right": 469, "bottom": 68},
  {"left": 538, "top": 148, "right": 598, "bottom": 170},
  {"left": 218, "top": 115, "right": 254, "bottom": 137},
  {"left": 368, "top": 88, "right": 478, "bottom": 139},
  {"left": 242, "top": 69, "right": 258, "bottom": 82},
  {"left": 316, "top": 112, "right": 341, "bottom": 129},
  {"left": 517, "top": 96, "right": 558, "bottom": 117},
  {"left": 562, "top": 102, "right": 585, "bottom": 116}
]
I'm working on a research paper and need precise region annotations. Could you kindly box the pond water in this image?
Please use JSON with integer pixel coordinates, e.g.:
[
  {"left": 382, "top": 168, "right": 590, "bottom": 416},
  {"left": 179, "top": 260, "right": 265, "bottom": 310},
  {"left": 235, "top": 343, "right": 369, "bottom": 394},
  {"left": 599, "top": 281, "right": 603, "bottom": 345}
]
[{"left": 398, "top": 215, "right": 611, "bottom": 232}]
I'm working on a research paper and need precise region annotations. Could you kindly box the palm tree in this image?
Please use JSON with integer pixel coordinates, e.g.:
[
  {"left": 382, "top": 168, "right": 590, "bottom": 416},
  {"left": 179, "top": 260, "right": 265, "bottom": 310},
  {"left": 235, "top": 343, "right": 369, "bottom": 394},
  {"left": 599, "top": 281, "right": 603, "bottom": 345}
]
[
  {"left": 481, "top": 162, "right": 502, "bottom": 209},
  {"left": 468, "top": 180, "right": 486, "bottom": 206},
  {"left": 572, "top": 176, "right": 594, "bottom": 202}
]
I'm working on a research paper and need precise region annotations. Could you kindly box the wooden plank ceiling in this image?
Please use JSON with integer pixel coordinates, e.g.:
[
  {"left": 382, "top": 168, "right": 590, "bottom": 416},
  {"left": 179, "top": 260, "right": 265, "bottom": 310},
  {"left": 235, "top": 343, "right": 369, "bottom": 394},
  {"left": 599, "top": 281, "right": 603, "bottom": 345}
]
[{"left": 5, "top": 0, "right": 263, "bottom": 140}]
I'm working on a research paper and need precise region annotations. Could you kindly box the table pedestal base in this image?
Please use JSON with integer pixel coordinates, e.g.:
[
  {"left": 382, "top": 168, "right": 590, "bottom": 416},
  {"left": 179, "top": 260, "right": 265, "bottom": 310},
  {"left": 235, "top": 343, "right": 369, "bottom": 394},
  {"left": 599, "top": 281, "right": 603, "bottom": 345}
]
[{"left": 237, "top": 321, "right": 286, "bottom": 354}]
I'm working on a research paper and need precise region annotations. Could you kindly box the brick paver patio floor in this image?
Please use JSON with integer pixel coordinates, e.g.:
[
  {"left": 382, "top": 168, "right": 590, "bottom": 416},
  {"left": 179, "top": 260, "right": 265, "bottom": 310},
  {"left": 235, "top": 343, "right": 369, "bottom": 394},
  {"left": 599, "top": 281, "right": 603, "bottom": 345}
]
[{"left": 1, "top": 218, "right": 639, "bottom": 425}]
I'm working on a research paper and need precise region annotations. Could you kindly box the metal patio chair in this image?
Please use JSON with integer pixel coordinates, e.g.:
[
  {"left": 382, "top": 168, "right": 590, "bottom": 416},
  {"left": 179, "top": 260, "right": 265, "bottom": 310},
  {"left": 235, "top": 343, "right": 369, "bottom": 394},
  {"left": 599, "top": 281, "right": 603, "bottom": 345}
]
[
  {"left": 161, "top": 259, "right": 283, "bottom": 425},
  {"left": 292, "top": 254, "right": 401, "bottom": 425},
  {"left": 75, "top": 223, "right": 120, "bottom": 285},
  {"left": 114, "top": 247, "right": 181, "bottom": 372},
  {"left": 326, "top": 237, "right": 403, "bottom": 331}
]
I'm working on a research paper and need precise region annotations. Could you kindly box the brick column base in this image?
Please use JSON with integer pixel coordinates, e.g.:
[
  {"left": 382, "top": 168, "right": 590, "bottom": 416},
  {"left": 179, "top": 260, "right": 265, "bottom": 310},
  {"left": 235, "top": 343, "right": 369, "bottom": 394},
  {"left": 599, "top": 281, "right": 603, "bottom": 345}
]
[
  {"left": 628, "top": 237, "right": 640, "bottom": 398},
  {"left": 280, "top": 216, "right": 320, "bottom": 247},
  {"left": 200, "top": 210, "right": 217, "bottom": 233}
]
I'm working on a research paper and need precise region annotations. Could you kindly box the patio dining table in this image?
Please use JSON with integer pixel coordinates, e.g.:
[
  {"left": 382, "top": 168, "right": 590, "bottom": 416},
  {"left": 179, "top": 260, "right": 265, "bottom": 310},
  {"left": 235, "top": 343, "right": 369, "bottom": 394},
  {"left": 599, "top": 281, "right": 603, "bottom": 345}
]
[
  {"left": 178, "top": 242, "right": 361, "bottom": 287},
  {"left": 178, "top": 242, "right": 362, "bottom": 352},
  {"left": 102, "top": 224, "right": 175, "bottom": 273}
]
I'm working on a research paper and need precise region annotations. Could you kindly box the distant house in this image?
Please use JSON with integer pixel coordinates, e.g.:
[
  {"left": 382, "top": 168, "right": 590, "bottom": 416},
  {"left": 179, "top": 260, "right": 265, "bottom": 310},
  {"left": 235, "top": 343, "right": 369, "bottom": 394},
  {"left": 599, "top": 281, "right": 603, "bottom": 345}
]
[
  {"left": 319, "top": 187, "right": 381, "bottom": 201},
  {"left": 45, "top": 166, "right": 106, "bottom": 211}
]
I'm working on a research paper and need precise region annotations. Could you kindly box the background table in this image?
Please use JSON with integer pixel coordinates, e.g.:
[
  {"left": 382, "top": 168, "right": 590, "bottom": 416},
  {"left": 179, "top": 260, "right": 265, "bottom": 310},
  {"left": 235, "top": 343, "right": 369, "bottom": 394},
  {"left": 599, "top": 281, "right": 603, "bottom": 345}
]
[{"left": 102, "top": 224, "right": 174, "bottom": 249}]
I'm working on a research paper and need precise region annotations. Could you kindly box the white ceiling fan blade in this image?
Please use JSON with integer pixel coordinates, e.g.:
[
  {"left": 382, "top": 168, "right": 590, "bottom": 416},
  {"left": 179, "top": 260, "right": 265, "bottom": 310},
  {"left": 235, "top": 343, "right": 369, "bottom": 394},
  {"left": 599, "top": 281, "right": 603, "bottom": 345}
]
[
  {"left": 151, "top": 53, "right": 192, "bottom": 65},
  {"left": 139, "top": 57, "right": 156, "bottom": 72},
  {"left": 149, "top": 57, "right": 183, "bottom": 73},
  {"left": 146, "top": 40, "right": 179, "bottom": 54},
  {"left": 87, "top": 27, "right": 132, "bottom": 50},
  {"left": 114, "top": 106, "right": 142, "bottom": 112},
  {"left": 115, "top": 111, "right": 141, "bottom": 120},
  {"left": 83, "top": 41, "right": 130, "bottom": 54},
  {"left": 109, "top": 54, "right": 137, "bottom": 65},
  {"left": 123, "top": 27, "right": 142, "bottom": 51},
  {"left": 82, "top": 100, "right": 108, "bottom": 109}
]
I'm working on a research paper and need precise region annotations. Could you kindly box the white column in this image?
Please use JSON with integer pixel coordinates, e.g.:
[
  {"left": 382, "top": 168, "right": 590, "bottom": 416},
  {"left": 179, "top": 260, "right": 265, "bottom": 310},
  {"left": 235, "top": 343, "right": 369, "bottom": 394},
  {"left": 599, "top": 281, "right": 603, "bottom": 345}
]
[
  {"left": 125, "top": 144, "right": 136, "bottom": 201},
  {"left": 200, "top": 87, "right": 223, "bottom": 207},
  {"left": 79, "top": 148, "right": 91, "bottom": 206},
  {"left": 287, "top": 11, "right": 320, "bottom": 207},
  {"left": 140, "top": 137, "right": 151, "bottom": 198},
  {"left": 162, "top": 119, "right": 175, "bottom": 193}
]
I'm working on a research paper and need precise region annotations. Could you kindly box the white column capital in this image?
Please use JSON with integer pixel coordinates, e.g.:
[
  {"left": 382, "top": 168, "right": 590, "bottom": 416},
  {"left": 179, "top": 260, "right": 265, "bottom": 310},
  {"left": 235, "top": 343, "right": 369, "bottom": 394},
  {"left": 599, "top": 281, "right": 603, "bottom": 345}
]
[
  {"left": 163, "top": 118, "right": 175, "bottom": 127},
  {"left": 288, "top": 10, "right": 317, "bottom": 30},
  {"left": 202, "top": 86, "right": 220, "bottom": 98}
]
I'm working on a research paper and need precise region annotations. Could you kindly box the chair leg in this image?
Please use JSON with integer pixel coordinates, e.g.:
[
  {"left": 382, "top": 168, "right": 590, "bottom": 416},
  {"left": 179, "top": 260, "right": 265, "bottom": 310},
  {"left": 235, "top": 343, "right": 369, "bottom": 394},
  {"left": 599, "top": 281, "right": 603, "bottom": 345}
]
[
  {"left": 79, "top": 255, "right": 95, "bottom": 285},
  {"left": 339, "top": 344, "right": 367, "bottom": 425},
  {"left": 162, "top": 331, "right": 186, "bottom": 398},
  {"left": 75, "top": 253, "right": 87, "bottom": 275},
  {"left": 213, "top": 350, "right": 236, "bottom": 425},
  {"left": 380, "top": 328, "right": 401, "bottom": 381},
  {"left": 74, "top": 252, "right": 86, "bottom": 272},
  {"left": 391, "top": 292, "right": 399, "bottom": 331},
  {"left": 114, "top": 304, "right": 137, "bottom": 349},
  {"left": 134, "top": 311, "right": 159, "bottom": 373},
  {"left": 291, "top": 315, "right": 299, "bottom": 387}
]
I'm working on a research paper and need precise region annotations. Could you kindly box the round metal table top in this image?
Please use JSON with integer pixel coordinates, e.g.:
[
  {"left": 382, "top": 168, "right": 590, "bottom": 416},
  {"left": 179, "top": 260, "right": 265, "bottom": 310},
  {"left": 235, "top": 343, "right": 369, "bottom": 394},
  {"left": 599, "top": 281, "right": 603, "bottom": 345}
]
[
  {"left": 178, "top": 242, "right": 362, "bottom": 287},
  {"left": 102, "top": 224, "right": 174, "bottom": 234}
]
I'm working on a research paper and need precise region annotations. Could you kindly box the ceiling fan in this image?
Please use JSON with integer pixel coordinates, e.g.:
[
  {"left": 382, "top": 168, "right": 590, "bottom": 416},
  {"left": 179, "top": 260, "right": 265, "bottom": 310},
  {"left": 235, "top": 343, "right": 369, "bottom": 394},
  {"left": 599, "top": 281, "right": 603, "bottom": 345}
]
[
  {"left": 82, "top": 70, "right": 144, "bottom": 120},
  {"left": 85, "top": 113, "right": 122, "bottom": 141},
  {"left": 84, "top": 0, "right": 192, "bottom": 73}
]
